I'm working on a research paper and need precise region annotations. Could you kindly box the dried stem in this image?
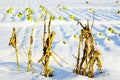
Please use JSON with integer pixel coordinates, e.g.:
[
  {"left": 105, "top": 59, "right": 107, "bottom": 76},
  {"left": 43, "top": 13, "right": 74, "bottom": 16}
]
[
  {"left": 75, "top": 32, "right": 81, "bottom": 74},
  {"left": 9, "top": 27, "right": 20, "bottom": 71},
  {"left": 75, "top": 20, "right": 102, "bottom": 78},
  {"left": 43, "top": 14, "right": 47, "bottom": 48},
  {"left": 51, "top": 50, "right": 69, "bottom": 65},
  {"left": 27, "top": 28, "right": 34, "bottom": 73}
]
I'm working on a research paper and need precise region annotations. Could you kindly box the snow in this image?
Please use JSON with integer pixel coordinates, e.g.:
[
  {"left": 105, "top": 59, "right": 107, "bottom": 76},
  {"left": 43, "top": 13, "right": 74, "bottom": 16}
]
[{"left": 0, "top": 0, "right": 120, "bottom": 80}]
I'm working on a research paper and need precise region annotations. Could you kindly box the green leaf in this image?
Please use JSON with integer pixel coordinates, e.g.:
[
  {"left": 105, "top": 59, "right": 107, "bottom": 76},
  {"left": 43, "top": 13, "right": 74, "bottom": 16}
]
[
  {"left": 63, "top": 41, "right": 66, "bottom": 44},
  {"left": 63, "top": 6, "right": 67, "bottom": 10},
  {"left": 88, "top": 7, "right": 93, "bottom": 12},
  {"left": 27, "top": 14, "right": 31, "bottom": 17},
  {"left": 27, "top": 16, "right": 33, "bottom": 21},
  {"left": 7, "top": 10, "right": 10, "bottom": 14},
  {"left": 6, "top": 8, "right": 14, "bottom": 14},
  {"left": 118, "top": 34, "right": 120, "bottom": 37},
  {"left": 42, "top": 8, "right": 47, "bottom": 12},
  {"left": 50, "top": 16, "right": 55, "bottom": 21},
  {"left": 26, "top": 8, "right": 33, "bottom": 14},
  {"left": 45, "top": 10, "right": 49, "bottom": 14},
  {"left": 18, "top": 12, "right": 23, "bottom": 18},
  {"left": 69, "top": 15, "right": 76, "bottom": 20},
  {"left": 85, "top": 1, "right": 89, "bottom": 4},
  {"left": 116, "top": 0, "right": 119, "bottom": 3},
  {"left": 28, "top": 10, "right": 33, "bottom": 14},
  {"left": 99, "top": 32, "right": 104, "bottom": 37},
  {"left": 73, "top": 34, "right": 78, "bottom": 39},
  {"left": 9, "top": 8, "right": 14, "bottom": 11},
  {"left": 25, "top": 8, "right": 33, "bottom": 16},
  {"left": 59, "top": 16, "right": 64, "bottom": 20},
  {"left": 40, "top": 6, "right": 49, "bottom": 14},
  {"left": 117, "top": 11, "right": 120, "bottom": 15},
  {"left": 26, "top": 8, "right": 31, "bottom": 11},
  {"left": 108, "top": 27, "right": 115, "bottom": 34},
  {"left": 107, "top": 38, "right": 111, "bottom": 41},
  {"left": 39, "top": 5, "right": 44, "bottom": 8}
]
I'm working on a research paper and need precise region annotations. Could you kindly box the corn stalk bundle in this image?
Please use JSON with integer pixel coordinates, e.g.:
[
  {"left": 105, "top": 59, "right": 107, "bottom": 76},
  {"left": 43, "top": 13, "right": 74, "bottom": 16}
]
[{"left": 74, "top": 20, "right": 102, "bottom": 78}]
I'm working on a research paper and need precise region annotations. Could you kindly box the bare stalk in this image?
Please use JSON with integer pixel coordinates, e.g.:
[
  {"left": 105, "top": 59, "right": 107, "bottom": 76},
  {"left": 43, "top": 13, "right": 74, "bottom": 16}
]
[
  {"left": 75, "top": 20, "right": 102, "bottom": 78},
  {"left": 43, "top": 14, "right": 47, "bottom": 48},
  {"left": 27, "top": 28, "right": 34, "bottom": 73},
  {"left": 9, "top": 27, "right": 20, "bottom": 71}
]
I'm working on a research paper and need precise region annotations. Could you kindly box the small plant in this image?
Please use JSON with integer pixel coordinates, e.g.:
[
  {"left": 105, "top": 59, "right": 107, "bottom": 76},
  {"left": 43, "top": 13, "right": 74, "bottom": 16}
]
[
  {"left": 63, "top": 41, "right": 66, "bottom": 44},
  {"left": 39, "top": 5, "right": 48, "bottom": 13},
  {"left": 107, "top": 38, "right": 111, "bottom": 42},
  {"left": 108, "top": 27, "right": 115, "bottom": 34},
  {"left": 63, "top": 6, "right": 67, "bottom": 10},
  {"left": 73, "top": 34, "right": 78, "bottom": 39},
  {"left": 42, "top": 7, "right": 47, "bottom": 12},
  {"left": 39, "top": 5, "right": 44, "bottom": 8},
  {"left": 85, "top": 1, "right": 89, "bottom": 4},
  {"left": 28, "top": 10, "right": 33, "bottom": 15},
  {"left": 25, "top": 7, "right": 34, "bottom": 21},
  {"left": 26, "top": 7, "right": 33, "bottom": 14},
  {"left": 26, "top": 7, "right": 31, "bottom": 11},
  {"left": 27, "top": 15, "right": 33, "bottom": 21},
  {"left": 69, "top": 15, "right": 76, "bottom": 20},
  {"left": 50, "top": 16, "right": 55, "bottom": 21},
  {"left": 116, "top": 0, "right": 119, "bottom": 3},
  {"left": 6, "top": 7, "right": 14, "bottom": 14},
  {"left": 18, "top": 12, "right": 23, "bottom": 18},
  {"left": 118, "top": 34, "right": 120, "bottom": 37},
  {"left": 88, "top": 7, "right": 93, "bottom": 12},
  {"left": 59, "top": 16, "right": 64, "bottom": 20},
  {"left": 117, "top": 10, "right": 120, "bottom": 15},
  {"left": 98, "top": 32, "right": 104, "bottom": 37}
]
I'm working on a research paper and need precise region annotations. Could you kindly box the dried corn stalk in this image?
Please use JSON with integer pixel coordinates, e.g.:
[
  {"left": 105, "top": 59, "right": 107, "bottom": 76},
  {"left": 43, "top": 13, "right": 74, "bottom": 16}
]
[
  {"left": 74, "top": 32, "right": 81, "bottom": 74},
  {"left": 38, "top": 16, "right": 67, "bottom": 77},
  {"left": 38, "top": 31, "right": 56, "bottom": 77},
  {"left": 74, "top": 20, "right": 102, "bottom": 78},
  {"left": 9, "top": 27, "right": 20, "bottom": 71},
  {"left": 43, "top": 14, "right": 47, "bottom": 48},
  {"left": 27, "top": 28, "right": 34, "bottom": 73},
  {"left": 38, "top": 16, "right": 55, "bottom": 77}
]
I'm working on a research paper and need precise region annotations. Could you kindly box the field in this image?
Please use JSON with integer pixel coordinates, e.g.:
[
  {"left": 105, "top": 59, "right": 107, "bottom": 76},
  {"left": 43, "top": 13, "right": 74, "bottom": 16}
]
[{"left": 0, "top": 0, "right": 120, "bottom": 80}]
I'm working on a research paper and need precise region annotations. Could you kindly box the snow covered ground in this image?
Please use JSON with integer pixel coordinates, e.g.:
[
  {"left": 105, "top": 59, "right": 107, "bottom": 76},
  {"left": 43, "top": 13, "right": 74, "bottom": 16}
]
[{"left": 0, "top": 0, "right": 120, "bottom": 80}]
